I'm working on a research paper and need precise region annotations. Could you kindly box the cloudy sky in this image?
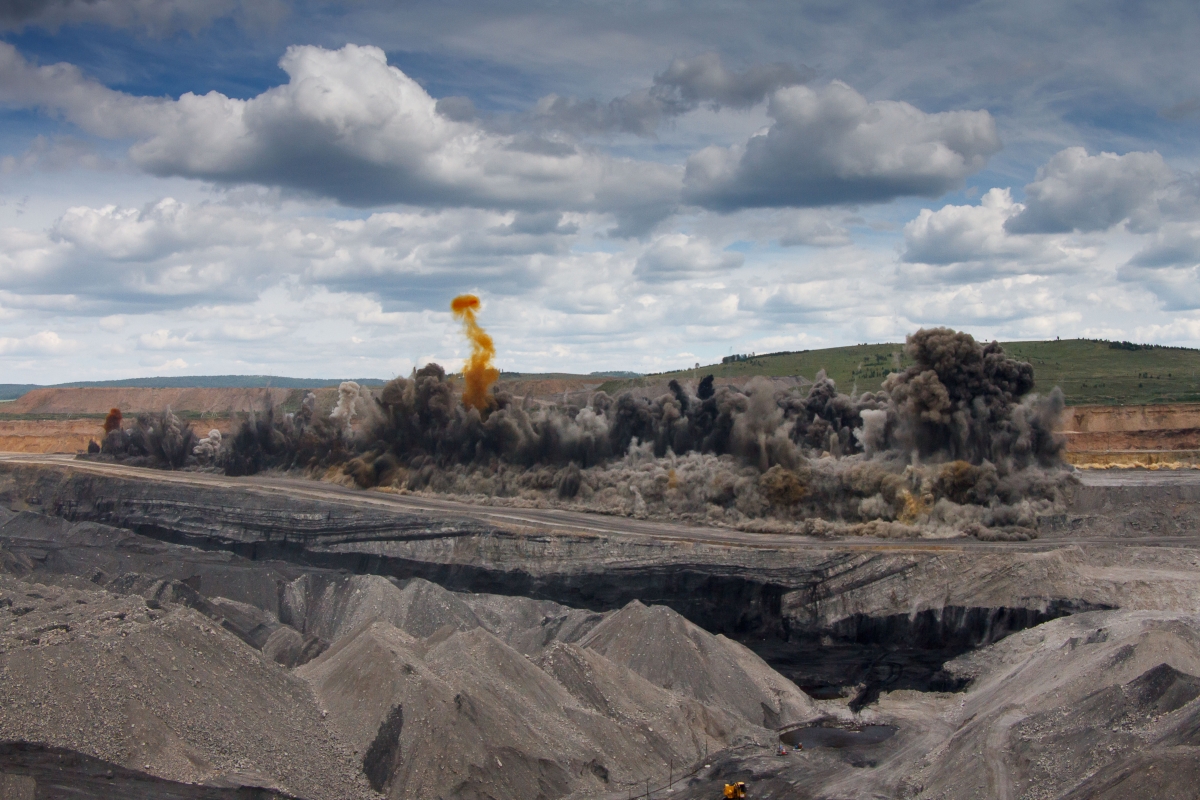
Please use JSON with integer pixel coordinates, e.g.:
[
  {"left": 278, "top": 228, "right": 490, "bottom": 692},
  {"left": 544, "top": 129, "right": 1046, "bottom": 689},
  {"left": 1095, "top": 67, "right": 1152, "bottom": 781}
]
[{"left": 1, "top": 0, "right": 1198, "bottom": 382}]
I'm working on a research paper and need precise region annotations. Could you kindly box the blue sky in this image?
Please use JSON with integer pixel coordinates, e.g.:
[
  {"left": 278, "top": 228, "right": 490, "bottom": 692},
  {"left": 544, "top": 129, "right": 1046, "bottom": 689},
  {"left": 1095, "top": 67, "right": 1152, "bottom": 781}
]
[{"left": 1, "top": 0, "right": 1198, "bottom": 382}]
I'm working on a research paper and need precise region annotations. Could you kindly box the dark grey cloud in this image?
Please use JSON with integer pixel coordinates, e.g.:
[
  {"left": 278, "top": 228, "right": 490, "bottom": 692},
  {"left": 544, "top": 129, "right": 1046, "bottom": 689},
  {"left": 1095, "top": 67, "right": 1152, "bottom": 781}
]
[
  {"left": 682, "top": 80, "right": 1000, "bottom": 211},
  {"left": 1161, "top": 97, "right": 1200, "bottom": 121},
  {"left": 0, "top": 0, "right": 284, "bottom": 34},
  {"left": 434, "top": 96, "right": 477, "bottom": 122},
  {"left": 529, "top": 52, "right": 810, "bottom": 136},
  {"left": 1004, "top": 147, "right": 1178, "bottom": 234}
]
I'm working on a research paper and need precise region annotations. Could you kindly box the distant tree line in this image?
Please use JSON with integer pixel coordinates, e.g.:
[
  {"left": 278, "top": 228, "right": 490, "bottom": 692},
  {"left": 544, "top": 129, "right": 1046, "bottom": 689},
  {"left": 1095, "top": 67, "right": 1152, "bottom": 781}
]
[{"left": 1097, "top": 339, "right": 1198, "bottom": 352}]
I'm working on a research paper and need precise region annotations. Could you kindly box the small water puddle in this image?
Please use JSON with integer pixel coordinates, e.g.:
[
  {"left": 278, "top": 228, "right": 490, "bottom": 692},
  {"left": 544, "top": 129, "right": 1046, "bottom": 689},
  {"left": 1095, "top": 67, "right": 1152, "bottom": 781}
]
[{"left": 780, "top": 724, "right": 897, "bottom": 749}]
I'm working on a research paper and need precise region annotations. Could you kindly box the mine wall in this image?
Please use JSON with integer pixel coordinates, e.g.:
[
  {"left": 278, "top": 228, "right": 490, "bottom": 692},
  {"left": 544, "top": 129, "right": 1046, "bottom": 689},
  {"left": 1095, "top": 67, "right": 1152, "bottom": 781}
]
[{"left": 0, "top": 461, "right": 1142, "bottom": 700}]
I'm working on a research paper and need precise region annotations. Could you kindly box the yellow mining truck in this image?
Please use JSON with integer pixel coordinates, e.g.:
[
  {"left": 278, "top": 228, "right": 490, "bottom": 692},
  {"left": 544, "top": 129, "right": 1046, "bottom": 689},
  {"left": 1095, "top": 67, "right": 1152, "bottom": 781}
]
[{"left": 723, "top": 782, "right": 747, "bottom": 798}]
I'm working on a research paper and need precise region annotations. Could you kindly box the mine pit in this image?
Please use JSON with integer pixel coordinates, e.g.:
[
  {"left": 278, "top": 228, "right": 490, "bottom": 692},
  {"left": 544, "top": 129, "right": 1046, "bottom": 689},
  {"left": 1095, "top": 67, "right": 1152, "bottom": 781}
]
[
  {"left": 3, "top": 457, "right": 1200, "bottom": 798},
  {"left": 4, "top": 333, "right": 1200, "bottom": 798}
]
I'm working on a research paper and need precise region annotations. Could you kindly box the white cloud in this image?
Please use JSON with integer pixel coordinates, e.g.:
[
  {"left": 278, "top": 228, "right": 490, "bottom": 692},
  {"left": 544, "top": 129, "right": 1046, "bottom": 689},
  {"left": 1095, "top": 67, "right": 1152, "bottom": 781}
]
[
  {"left": 137, "top": 328, "right": 192, "bottom": 350},
  {"left": 900, "top": 188, "right": 1092, "bottom": 281},
  {"left": 682, "top": 80, "right": 1000, "bottom": 210},
  {"left": 1125, "top": 222, "right": 1200, "bottom": 269},
  {"left": 0, "top": 199, "right": 588, "bottom": 313},
  {"left": 0, "top": 42, "right": 169, "bottom": 138},
  {"left": 139, "top": 356, "right": 189, "bottom": 370},
  {"left": 1133, "top": 317, "right": 1200, "bottom": 343},
  {"left": 778, "top": 214, "right": 852, "bottom": 247},
  {"left": 633, "top": 233, "right": 743, "bottom": 283},
  {"left": 0, "top": 329, "right": 76, "bottom": 355},
  {"left": 0, "top": 134, "right": 114, "bottom": 174},
  {"left": 902, "top": 276, "right": 1079, "bottom": 326},
  {"left": 0, "top": 43, "right": 681, "bottom": 229},
  {"left": 1004, "top": 147, "right": 1180, "bottom": 234}
]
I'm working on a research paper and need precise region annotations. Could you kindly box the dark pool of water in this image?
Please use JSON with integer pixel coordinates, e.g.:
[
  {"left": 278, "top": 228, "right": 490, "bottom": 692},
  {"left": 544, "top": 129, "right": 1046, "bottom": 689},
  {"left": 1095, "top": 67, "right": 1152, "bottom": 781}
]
[{"left": 780, "top": 725, "right": 898, "bottom": 749}]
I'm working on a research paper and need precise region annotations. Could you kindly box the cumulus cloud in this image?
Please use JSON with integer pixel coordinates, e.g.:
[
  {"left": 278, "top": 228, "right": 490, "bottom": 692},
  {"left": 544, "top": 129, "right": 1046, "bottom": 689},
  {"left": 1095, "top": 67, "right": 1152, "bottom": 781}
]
[
  {"left": 0, "top": 198, "right": 582, "bottom": 313},
  {"left": 778, "top": 214, "right": 852, "bottom": 247},
  {"left": 900, "top": 188, "right": 1091, "bottom": 281},
  {"left": 0, "top": 43, "right": 680, "bottom": 229},
  {"left": 137, "top": 328, "right": 193, "bottom": 350},
  {"left": 973, "top": 149, "right": 1199, "bottom": 309},
  {"left": 139, "top": 356, "right": 188, "bottom": 370},
  {"left": 1125, "top": 222, "right": 1200, "bottom": 269},
  {"left": 0, "top": 329, "right": 76, "bottom": 355},
  {"left": 0, "top": 0, "right": 284, "bottom": 35},
  {"left": 0, "top": 42, "right": 168, "bottom": 137},
  {"left": 1004, "top": 147, "right": 1179, "bottom": 234},
  {"left": 682, "top": 80, "right": 1000, "bottom": 210},
  {"left": 1118, "top": 222, "right": 1200, "bottom": 309},
  {"left": 902, "top": 276, "right": 1078, "bottom": 327},
  {"left": 0, "top": 134, "right": 115, "bottom": 174},
  {"left": 633, "top": 233, "right": 743, "bottom": 283},
  {"left": 531, "top": 52, "right": 810, "bottom": 136}
]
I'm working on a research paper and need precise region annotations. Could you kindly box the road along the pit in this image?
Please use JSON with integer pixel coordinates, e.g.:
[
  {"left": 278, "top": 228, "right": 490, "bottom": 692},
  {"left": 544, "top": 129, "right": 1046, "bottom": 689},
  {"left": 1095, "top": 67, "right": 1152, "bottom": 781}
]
[{"left": 3, "top": 454, "right": 1200, "bottom": 701}]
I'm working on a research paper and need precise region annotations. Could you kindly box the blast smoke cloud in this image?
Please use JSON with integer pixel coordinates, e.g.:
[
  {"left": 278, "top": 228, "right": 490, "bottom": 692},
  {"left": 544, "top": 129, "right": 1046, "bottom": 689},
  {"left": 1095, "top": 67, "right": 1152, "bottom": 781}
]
[
  {"left": 330, "top": 381, "right": 365, "bottom": 430},
  {"left": 99, "top": 407, "right": 196, "bottom": 470},
  {"left": 450, "top": 294, "right": 500, "bottom": 412},
  {"left": 192, "top": 429, "right": 221, "bottom": 461},
  {"left": 91, "top": 327, "right": 1071, "bottom": 539}
]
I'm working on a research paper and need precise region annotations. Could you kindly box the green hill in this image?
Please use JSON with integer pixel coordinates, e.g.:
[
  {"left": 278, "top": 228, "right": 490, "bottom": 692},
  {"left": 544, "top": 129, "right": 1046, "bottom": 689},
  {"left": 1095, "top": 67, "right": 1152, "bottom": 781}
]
[
  {"left": 601, "top": 339, "right": 1200, "bottom": 406},
  {"left": 0, "top": 376, "right": 389, "bottom": 402}
]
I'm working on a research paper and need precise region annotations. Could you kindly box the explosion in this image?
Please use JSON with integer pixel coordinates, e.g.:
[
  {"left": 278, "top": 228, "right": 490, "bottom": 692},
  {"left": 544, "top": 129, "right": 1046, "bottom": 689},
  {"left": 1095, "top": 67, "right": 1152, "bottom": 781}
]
[
  {"left": 451, "top": 294, "right": 500, "bottom": 412},
  {"left": 103, "top": 408, "right": 123, "bottom": 434},
  {"left": 89, "top": 326, "right": 1075, "bottom": 539}
]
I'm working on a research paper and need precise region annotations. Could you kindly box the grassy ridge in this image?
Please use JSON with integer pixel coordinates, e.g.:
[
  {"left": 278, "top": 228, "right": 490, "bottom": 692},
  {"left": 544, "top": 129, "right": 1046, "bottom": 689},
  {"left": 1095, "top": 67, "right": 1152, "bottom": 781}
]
[{"left": 602, "top": 339, "right": 1200, "bottom": 406}]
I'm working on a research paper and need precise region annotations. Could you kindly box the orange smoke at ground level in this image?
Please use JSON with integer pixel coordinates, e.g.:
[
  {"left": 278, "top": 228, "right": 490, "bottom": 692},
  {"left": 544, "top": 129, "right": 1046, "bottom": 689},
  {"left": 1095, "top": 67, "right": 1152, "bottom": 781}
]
[
  {"left": 451, "top": 294, "right": 500, "bottom": 412},
  {"left": 103, "top": 408, "right": 122, "bottom": 433}
]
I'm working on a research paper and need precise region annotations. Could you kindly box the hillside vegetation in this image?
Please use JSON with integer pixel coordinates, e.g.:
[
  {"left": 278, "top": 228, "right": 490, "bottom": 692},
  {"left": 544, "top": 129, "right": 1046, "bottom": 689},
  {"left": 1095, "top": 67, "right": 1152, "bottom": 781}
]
[
  {"left": 602, "top": 339, "right": 1200, "bottom": 406},
  {"left": 0, "top": 376, "right": 387, "bottom": 402}
]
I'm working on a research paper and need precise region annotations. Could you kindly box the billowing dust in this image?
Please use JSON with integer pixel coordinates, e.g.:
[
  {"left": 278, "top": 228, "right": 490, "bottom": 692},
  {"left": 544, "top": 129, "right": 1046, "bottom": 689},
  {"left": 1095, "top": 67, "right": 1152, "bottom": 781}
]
[{"left": 90, "top": 326, "right": 1073, "bottom": 539}]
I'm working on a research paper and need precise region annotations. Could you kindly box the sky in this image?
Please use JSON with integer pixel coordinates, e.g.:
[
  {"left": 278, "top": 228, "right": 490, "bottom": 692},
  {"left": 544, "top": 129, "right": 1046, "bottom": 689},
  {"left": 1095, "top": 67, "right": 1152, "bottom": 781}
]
[{"left": 0, "top": 0, "right": 1198, "bottom": 382}]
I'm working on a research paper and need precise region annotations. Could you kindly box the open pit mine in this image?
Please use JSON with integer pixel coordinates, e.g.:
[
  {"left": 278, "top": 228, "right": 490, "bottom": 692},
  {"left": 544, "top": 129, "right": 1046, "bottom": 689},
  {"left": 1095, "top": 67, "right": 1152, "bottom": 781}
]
[{"left": 3, "top": 324, "right": 1200, "bottom": 800}]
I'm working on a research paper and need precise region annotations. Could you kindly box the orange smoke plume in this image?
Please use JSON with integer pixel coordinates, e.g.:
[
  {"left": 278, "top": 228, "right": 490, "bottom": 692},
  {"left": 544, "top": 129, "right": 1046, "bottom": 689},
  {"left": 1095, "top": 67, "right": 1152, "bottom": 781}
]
[
  {"left": 103, "top": 408, "right": 123, "bottom": 434},
  {"left": 450, "top": 294, "right": 500, "bottom": 412}
]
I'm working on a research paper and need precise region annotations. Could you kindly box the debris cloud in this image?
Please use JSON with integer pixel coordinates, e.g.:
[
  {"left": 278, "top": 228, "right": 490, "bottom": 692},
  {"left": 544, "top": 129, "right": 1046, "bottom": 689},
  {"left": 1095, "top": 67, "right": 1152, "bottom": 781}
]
[
  {"left": 88, "top": 327, "right": 1073, "bottom": 538},
  {"left": 450, "top": 294, "right": 500, "bottom": 412}
]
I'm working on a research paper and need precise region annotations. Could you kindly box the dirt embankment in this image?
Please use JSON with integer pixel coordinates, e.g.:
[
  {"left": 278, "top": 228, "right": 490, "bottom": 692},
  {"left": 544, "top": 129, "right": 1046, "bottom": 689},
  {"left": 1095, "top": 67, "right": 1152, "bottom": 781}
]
[
  {"left": 7, "top": 387, "right": 297, "bottom": 416},
  {"left": 0, "top": 386, "right": 344, "bottom": 454},
  {"left": 1060, "top": 403, "right": 1200, "bottom": 467},
  {"left": 0, "top": 419, "right": 237, "bottom": 455}
]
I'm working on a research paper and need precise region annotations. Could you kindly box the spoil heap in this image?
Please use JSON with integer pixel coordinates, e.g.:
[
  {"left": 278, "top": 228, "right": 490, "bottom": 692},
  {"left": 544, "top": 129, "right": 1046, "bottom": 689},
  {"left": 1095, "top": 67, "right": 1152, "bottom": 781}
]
[{"left": 0, "top": 507, "right": 817, "bottom": 799}]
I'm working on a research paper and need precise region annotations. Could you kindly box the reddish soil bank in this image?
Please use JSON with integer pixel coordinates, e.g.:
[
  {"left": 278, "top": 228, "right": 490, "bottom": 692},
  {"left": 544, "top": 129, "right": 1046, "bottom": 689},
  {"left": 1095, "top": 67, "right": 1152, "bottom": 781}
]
[{"left": 7, "top": 387, "right": 297, "bottom": 415}]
